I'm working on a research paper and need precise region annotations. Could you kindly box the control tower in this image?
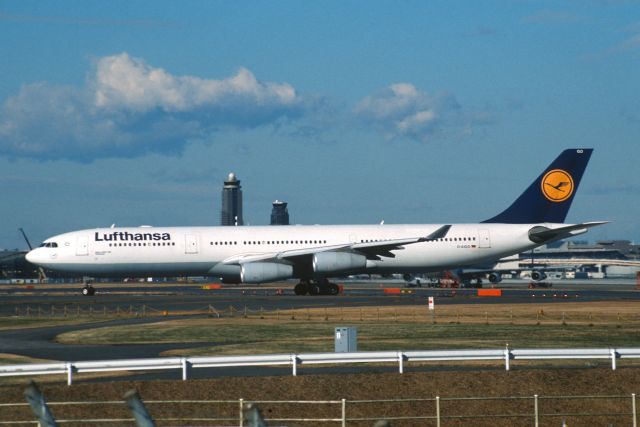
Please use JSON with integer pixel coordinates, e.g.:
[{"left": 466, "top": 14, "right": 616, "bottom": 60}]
[
  {"left": 270, "top": 200, "right": 290, "bottom": 225},
  {"left": 220, "top": 172, "right": 243, "bottom": 226}
]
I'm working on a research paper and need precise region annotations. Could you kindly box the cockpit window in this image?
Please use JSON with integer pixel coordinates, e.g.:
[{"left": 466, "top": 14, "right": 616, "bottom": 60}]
[{"left": 39, "top": 242, "right": 58, "bottom": 248}]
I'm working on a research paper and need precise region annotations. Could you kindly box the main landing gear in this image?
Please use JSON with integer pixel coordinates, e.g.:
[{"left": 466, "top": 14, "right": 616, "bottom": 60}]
[
  {"left": 294, "top": 279, "right": 340, "bottom": 296},
  {"left": 81, "top": 282, "right": 96, "bottom": 296}
]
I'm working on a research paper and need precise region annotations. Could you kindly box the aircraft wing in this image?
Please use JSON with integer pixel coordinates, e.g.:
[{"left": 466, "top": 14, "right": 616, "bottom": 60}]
[
  {"left": 528, "top": 221, "right": 609, "bottom": 244},
  {"left": 223, "top": 224, "right": 451, "bottom": 265},
  {"left": 349, "top": 224, "right": 451, "bottom": 260}
]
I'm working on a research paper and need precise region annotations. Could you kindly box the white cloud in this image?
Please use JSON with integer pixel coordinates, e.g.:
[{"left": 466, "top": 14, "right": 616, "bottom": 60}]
[
  {"left": 93, "top": 53, "right": 297, "bottom": 113},
  {"left": 354, "top": 83, "right": 484, "bottom": 143},
  {"left": 396, "top": 110, "right": 437, "bottom": 132},
  {"left": 0, "top": 53, "right": 309, "bottom": 161}
]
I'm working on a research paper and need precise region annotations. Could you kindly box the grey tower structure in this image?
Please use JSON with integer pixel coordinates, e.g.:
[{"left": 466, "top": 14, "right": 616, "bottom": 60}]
[
  {"left": 270, "top": 200, "right": 289, "bottom": 225},
  {"left": 220, "top": 172, "right": 243, "bottom": 226}
]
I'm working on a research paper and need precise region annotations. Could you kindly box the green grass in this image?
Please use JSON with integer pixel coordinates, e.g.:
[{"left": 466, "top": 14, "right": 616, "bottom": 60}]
[{"left": 55, "top": 321, "right": 640, "bottom": 356}]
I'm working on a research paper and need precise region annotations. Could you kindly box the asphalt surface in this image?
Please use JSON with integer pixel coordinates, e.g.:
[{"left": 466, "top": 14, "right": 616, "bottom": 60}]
[
  {"left": 0, "top": 278, "right": 638, "bottom": 382},
  {"left": 2, "top": 278, "right": 640, "bottom": 314}
]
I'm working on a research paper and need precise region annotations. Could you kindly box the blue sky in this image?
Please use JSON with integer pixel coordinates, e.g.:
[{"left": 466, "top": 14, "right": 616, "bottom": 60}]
[{"left": 1, "top": 1, "right": 639, "bottom": 249}]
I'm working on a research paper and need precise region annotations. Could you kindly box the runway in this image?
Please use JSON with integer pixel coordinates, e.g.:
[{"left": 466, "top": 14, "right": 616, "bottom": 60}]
[{"left": 2, "top": 278, "right": 640, "bottom": 314}]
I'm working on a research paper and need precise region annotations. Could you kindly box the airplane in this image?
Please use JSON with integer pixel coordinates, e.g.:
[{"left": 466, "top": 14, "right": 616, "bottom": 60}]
[{"left": 26, "top": 149, "right": 607, "bottom": 296}]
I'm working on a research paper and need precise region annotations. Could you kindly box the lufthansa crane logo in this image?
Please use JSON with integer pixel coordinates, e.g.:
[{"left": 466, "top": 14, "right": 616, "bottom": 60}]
[{"left": 541, "top": 169, "right": 574, "bottom": 202}]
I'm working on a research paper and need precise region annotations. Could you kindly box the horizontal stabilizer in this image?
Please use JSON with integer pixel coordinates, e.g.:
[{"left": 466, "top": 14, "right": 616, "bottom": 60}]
[{"left": 528, "top": 221, "right": 609, "bottom": 244}]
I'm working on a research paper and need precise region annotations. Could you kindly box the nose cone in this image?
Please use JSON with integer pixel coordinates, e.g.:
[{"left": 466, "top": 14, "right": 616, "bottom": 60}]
[{"left": 25, "top": 248, "right": 43, "bottom": 265}]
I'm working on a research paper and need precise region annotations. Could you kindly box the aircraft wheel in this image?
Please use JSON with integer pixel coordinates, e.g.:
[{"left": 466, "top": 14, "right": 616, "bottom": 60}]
[
  {"left": 294, "top": 283, "right": 308, "bottom": 296},
  {"left": 81, "top": 285, "right": 95, "bottom": 296},
  {"left": 329, "top": 283, "right": 339, "bottom": 295}
]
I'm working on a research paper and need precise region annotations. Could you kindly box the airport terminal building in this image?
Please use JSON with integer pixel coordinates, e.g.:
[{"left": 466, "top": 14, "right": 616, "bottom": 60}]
[{"left": 525, "top": 240, "right": 640, "bottom": 278}]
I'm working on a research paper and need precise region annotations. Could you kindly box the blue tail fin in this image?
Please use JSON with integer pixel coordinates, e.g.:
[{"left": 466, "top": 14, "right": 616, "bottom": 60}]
[{"left": 483, "top": 148, "right": 593, "bottom": 224}]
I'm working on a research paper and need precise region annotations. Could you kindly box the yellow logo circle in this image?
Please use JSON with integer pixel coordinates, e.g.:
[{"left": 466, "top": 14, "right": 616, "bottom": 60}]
[{"left": 541, "top": 169, "right": 574, "bottom": 202}]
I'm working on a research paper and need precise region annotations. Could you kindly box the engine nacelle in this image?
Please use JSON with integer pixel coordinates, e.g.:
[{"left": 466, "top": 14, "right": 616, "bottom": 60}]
[
  {"left": 531, "top": 270, "right": 547, "bottom": 281},
  {"left": 240, "top": 262, "right": 293, "bottom": 284},
  {"left": 313, "top": 251, "right": 367, "bottom": 274},
  {"left": 208, "top": 264, "right": 241, "bottom": 284},
  {"left": 488, "top": 272, "right": 502, "bottom": 284}
]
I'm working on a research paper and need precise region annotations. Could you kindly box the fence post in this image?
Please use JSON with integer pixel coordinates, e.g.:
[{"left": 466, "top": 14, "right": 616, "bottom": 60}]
[
  {"left": 341, "top": 398, "right": 346, "bottom": 427},
  {"left": 181, "top": 357, "right": 188, "bottom": 381},
  {"left": 611, "top": 348, "right": 617, "bottom": 370},
  {"left": 504, "top": 344, "right": 510, "bottom": 371},
  {"left": 398, "top": 351, "right": 404, "bottom": 374},
  {"left": 66, "top": 362, "right": 73, "bottom": 386},
  {"left": 291, "top": 354, "right": 297, "bottom": 376},
  {"left": 239, "top": 398, "right": 244, "bottom": 427},
  {"left": 632, "top": 393, "right": 637, "bottom": 427},
  {"left": 435, "top": 396, "right": 440, "bottom": 427},
  {"left": 534, "top": 394, "right": 539, "bottom": 427}
]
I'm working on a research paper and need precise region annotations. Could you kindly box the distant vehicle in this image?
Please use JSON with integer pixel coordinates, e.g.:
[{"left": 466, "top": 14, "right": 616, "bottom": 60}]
[
  {"left": 528, "top": 281, "right": 553, "bottom": 288},
  {"left": 403, "top": 275, "right": 440, "bottom": 288},
  {"left": 26, "top": 149, "right": 606, "bottom": 296}
]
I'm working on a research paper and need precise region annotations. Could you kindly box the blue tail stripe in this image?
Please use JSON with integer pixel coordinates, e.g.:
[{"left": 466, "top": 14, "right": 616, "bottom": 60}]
[{"left": 483, "top": 149, "right": 592, "bottom": 224}]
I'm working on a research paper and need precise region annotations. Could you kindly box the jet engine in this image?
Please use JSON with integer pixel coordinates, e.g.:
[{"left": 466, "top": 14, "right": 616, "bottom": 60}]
[
  {"left": 531, "top": 270, "right": 547, "bottom": 281},
  {"left": 488, "top": 272, "right": 502, "bottom": 284},
  {"left": 313, "top": 251, "right": 366, "bottom": 274},
  {"left": 240, "top": 262, "right": 293, "bottom": 284}
]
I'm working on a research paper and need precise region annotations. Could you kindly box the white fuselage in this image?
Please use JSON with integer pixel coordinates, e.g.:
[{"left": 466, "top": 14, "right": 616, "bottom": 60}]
[{"left": 26, "top": 223, "right": 560, "bottom": 280}]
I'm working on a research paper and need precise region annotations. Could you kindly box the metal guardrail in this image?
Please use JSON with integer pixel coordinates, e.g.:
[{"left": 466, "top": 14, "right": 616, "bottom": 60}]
[{"left": 1, "top": 347, "right": 640, "bottom": 385}]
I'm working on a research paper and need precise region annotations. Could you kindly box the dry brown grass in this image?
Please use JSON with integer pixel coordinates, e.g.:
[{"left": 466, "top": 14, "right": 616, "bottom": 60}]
[
  {"left": 1, "top": 368, "right": 639, "bottom": 426},
  {"left": 262, "top": 300, "right": 640, "bottom": 325}
]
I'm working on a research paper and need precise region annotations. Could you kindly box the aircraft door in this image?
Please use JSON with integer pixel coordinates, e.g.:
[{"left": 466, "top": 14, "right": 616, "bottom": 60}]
[
  {"left": 478, "top": 229, "right": 491, "bottom": 248},
  {"left": 185, "top": 234, "right": 198, "bottom": 254},
  {"left": 76, "top": 236, "right": 89, "bottom": 256}
]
